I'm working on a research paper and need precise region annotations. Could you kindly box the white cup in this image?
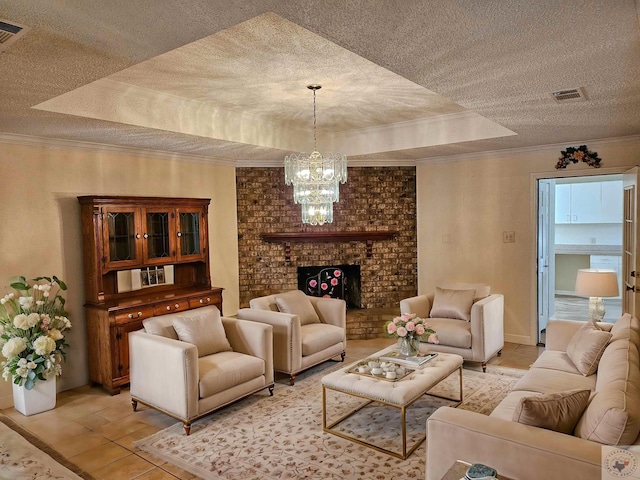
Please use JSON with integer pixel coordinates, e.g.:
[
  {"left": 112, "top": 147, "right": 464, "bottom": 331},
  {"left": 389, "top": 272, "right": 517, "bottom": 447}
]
[
  {"left": 370, "top": 367, "right": 383, "bottom": 375},
  {"left": 386, "top": 371, "right": 397, "bottom": 379}
]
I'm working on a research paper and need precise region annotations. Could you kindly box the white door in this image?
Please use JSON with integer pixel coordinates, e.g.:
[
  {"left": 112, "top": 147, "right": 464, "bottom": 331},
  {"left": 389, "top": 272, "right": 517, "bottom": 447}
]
[
  {"left": 623, "top": 167, "right": 640, "bottom": 317},
  {"left": 538, "top": 180, "right": 555, "bottom": 342}
]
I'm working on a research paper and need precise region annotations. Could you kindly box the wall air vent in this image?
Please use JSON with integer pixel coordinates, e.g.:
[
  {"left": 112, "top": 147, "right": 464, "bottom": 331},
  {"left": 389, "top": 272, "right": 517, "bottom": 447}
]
[
  {"left": 0, "top": 18, "right": 30, "bottom": 51},
  {"left": 551, "top": 87, "right": 587, "bottom": 103}
]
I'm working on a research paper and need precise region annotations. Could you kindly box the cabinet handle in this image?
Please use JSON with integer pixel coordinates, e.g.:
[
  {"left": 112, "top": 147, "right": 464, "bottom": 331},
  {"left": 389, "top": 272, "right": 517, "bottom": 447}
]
[
  {"left": 207, "top": 297, "right": 211, "bottom": 302},
  {"left": 573, "top": 215, "right": 578, "bottom": 221},
  {"left": 177, "top": 232, "right": 182, "bottom": 237},
  {"left": 175, "top": 303, "right": 180, "bottom": 309},
  {"left": 199, "top": 297, "right": 211, "bottom": 304},
  {"left": 128, "top": 313, "right": 134, "bottom": 319},
  {"left": 128, "top": 312, "right": 143, "bottom": 319},
  {"left": 136, "top": 233, "right": 141, "bottom": 239},
  {"left": 566, "top": 215, "right": 570, "bottom": 221},
  {"left": 166, "top": 306, "right": 171, "bottom": 311},
  {"left": 137, "top": 311, "right": 142, "bottom": 317},
  {"left": 143, "top": 233, "right": 149, "bottom": 239}
]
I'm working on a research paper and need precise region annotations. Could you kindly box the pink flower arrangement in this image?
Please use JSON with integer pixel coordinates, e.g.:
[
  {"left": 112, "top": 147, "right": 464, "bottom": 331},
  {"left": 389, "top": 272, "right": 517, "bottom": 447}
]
[{"left": 384, "top": 313, "right": 438, "bottom": 344}]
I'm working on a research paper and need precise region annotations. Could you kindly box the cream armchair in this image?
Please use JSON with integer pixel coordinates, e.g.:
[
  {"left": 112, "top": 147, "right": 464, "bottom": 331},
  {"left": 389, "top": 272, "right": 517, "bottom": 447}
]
[
  {"left": 237, "top": 290, "right": 346, "bottom": 385},
  {"left": 400, "top": 283, "right": 504, "bottom": 372},
  {"left": 129, "top": 306, "right": 274, "bottom": 435}
]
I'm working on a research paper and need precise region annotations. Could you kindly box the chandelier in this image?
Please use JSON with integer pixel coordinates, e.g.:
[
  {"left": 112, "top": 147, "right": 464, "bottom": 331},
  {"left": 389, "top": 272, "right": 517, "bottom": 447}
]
[{"left": 284, "top": 85, "right": 347, "bottom": 225}]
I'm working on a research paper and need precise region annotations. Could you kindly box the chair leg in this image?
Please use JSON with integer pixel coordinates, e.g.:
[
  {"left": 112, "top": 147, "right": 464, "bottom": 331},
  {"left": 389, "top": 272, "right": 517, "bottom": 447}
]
[
  {"left": 289, "top": 374, "right": 296, "bottom": 386},
  {"left": 340, "top": 351, "right": 346, "bottom": 362},
  {"left": 131, "top": 399, "right": 138, "bottom": 412},
  {"left": 482, "top": 362, "right": 487, "bottom": 373},
  {"left": 184, "top": 423, "right": 191, "bottom": 436},
  {"left": 497, "top": 349, "right": 503, "bottom": 356},
  {"left": 269, "top": 385, "right": 274, "bottom": 396}
]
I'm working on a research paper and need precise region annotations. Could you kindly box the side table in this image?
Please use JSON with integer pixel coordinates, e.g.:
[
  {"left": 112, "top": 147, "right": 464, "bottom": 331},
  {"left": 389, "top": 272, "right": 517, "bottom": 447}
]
[{"left": 440, "top": 461, "right": 514, "bottom": 480}]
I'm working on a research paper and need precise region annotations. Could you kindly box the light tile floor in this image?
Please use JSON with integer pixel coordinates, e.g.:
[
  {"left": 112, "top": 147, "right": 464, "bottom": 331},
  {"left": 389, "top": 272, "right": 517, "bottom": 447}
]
[{"left": 1, "top": 339, "right": 542, "bottom": 479}]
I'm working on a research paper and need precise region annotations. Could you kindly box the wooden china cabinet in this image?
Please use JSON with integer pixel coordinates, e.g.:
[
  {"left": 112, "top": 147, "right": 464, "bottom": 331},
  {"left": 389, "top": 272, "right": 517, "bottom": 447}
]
[{"left": 78, "top": 196, "right": 223, "bottom": 394}]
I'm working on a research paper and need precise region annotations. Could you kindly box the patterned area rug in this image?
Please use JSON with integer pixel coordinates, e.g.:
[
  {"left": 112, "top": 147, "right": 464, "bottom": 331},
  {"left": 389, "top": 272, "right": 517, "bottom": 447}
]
[
  {"left": 0, "top": 414, "right": 96, "bottom": 480},
  {"left": 135, "top": 363, "right": 524, "bottom": 480}
]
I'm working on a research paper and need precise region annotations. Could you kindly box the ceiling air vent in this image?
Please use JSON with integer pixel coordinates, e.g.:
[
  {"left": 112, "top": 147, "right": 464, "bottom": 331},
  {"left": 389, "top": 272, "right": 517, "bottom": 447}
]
[
  {"left": 551, "top": 87, "right": 587, "bottom": 103},
  {"left": 0, "top": 18, "right": 29, "bottom": 51}
]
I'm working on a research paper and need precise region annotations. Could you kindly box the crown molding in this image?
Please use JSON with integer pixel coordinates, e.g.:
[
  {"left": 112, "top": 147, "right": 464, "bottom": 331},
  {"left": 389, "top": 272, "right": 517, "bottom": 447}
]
[
  {"left": 234, "top": 157, "right": 418, "bottom": 168},
  {"left": 0, "top": 132, "right": 238, "bottom": 166},
  {"left": 416, "top": 134, "right": 640, "bottom": 165}
]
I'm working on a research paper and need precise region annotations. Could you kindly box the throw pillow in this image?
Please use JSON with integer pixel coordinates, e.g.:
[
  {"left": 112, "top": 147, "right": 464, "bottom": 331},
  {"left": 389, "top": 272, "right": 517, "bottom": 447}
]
[
  {"left": 566, "top": 320, "right": 613, "bottom": 376},
  {"left": 440, "top": 282, "right": 490, "bottom": 301},
  {"left": 512, "top": 389, "right": 591, "bottom": 434},
  {"left": 430, "top": 287, "right": 475, "bottom": 321},
  {"left": 275, "top": 290, "right": 320, "bottom": 325},
  {"left": 172, "top": 309, "right": 232, "bottom": 357}
]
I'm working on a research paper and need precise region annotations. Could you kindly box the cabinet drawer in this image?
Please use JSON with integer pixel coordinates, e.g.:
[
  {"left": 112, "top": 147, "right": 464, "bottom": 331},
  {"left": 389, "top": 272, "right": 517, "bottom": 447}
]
[
  {"left": 114, "top": 306, "right": 154, "bottom": 324},
  {"left": 189, "top": 294, "right": 221, "bottom": 309},
  {"left": 153, "top": 300, "right": 190, "bottom": 315}
]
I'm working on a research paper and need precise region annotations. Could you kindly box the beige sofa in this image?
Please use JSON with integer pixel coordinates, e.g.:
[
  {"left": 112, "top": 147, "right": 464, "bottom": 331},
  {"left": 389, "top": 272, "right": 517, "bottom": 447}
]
[
  {"left": 129, "top": 306, "right": 274, "bottom": 435},
  {"left": 400, "top": 283, "right": 504, "bottom": 371},
  {"left": 426, "top": 314, "right": 640, "bottom": 480}
]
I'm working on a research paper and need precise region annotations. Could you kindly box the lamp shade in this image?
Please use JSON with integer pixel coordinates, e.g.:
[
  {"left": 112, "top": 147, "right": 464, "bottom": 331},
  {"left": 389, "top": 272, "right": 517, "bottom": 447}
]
[{"left": 575, "top": 269, "right": 619, "bottom": 298}]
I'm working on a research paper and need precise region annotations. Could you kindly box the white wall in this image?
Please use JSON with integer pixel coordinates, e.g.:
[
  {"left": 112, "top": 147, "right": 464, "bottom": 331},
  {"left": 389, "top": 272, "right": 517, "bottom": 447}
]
[
  {"left": 416, "top": 137, "right": 640, "bottom": 345},
  {"left": 0, "top": 139, "right": 239, "bottom": 408}
]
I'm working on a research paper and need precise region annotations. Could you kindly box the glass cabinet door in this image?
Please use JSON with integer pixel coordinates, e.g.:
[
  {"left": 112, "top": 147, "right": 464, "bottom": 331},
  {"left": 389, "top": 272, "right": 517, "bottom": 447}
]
[
  {"left": 143, "top": 209, "right": 176, "bottom": 264},
  {"left": 177, "top": 208, "right": 207, "bottom": 261},
  {"left": 102, "top": 206, "right": 143, "bottom": 271}
]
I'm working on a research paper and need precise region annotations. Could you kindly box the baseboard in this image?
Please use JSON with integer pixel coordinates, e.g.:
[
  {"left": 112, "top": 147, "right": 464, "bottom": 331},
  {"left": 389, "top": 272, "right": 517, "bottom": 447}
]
[{"left": 505, "top": 333, "right": 533, "bottom": 345}]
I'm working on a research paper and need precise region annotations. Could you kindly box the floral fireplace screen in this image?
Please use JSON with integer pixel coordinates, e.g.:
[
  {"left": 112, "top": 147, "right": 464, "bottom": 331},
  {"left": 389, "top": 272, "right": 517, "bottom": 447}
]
[{"left": 297, "top": 264, "right": 361, "bottom": 309}]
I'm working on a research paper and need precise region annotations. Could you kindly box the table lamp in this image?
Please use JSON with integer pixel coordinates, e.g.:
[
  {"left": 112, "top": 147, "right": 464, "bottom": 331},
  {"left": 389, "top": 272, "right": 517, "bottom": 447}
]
[{"left": 574, "top": 269, "right": 619, "bottom": 321}]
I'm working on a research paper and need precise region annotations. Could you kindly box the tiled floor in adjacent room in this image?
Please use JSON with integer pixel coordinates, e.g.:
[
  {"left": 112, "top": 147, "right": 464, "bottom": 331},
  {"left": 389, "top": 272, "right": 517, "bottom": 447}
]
[{"left": 1, "top": 339, "right": 543, "bottom": 479}]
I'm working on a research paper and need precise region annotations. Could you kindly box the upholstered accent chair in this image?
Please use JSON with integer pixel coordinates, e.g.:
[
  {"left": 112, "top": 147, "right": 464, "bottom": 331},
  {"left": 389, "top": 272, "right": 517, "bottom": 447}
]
[
  {"left": 237, "top": 290, "right": 346, "bottom": 385},
  {"left": 129, "top": 306, "right": 274, "bottom": 435},
  {"left": 400, "top": 282, "right": 504, "bottom": 372}
]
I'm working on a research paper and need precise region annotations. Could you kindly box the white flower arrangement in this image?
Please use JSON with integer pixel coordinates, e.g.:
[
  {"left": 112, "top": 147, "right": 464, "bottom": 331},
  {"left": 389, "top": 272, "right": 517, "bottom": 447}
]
[{"left": 0, "top": 276, "right": 71, "bottom": 390}]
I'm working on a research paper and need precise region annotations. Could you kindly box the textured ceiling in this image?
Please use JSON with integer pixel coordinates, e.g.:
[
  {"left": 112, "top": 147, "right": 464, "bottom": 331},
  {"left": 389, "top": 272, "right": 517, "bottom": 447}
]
[{"left": 0, "top": 1, "right": 639, "bottom": 165}]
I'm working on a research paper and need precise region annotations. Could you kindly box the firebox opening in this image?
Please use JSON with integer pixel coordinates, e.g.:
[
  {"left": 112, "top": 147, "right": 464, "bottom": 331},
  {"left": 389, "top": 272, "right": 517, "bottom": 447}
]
[{"left": 297, "top": 264, "right": 362, "bottom": 309}]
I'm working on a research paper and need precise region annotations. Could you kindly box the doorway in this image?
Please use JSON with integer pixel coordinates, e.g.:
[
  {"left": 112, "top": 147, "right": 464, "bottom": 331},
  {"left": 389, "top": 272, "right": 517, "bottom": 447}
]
[{"left": 537, "top": 174, "right": 623, "bottom": 343}]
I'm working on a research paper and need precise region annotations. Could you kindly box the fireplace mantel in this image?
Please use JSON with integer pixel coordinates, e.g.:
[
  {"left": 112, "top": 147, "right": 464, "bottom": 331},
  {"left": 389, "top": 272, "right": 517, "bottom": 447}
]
[{"left": 261, "top": 231, "right": 398, "bottom": 261}]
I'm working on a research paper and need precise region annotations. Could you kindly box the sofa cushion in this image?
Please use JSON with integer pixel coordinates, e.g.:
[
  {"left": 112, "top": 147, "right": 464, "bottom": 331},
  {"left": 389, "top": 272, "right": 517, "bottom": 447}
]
[
  {"left": 530, "top": 350, "right": 583, "bottom": 376},
  {"left": 512, "top": 367, "right": 596, "bottom": 394},
  {"left": 610, "top": 313, "right": 640, "bottom": 349},
  {"left": 422, "top": 318, "right": 471, "bottom": 349},
  {"left": 596, "top": 339, "right": 640, "bottom": 392},
  {"left": 172, "top": 309, "right": 232, "bottom": 357},
  {"left": 566, "top": 320, "right": 612, "bottom": 376},
  {"left": 275, "top": 290, "right": 320, "bottom": 326},
  {"left": 143, "top": 315, "right": 179, "bottom": 340},
  {"left": 301, "top": 323, "right": 344, "bottom": 356},
  {"left": 512, "top": 389, "right": 591, "bottom": 434},
  {"left": 430, "top": 287, "right": 475, "bottom": 322},
  {"left": 198, "top": 351, "right": 265, "bottom": 398},
  {"left": 491, "top": 390, "right": 542, "bottom": 421},
  {"left": 575, "top": 385, "right": 640, "bottom": 446}
]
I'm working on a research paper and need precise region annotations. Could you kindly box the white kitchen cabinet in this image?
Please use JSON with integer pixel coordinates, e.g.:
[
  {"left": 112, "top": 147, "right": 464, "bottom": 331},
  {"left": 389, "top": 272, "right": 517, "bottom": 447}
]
[
  {"left": 555, "top": 181, "right": 621, "bottom": 224},
  {"left": 601, "top": 180, "right": 623, "bottom": 223},
  {"left": 570, "top": 182, "right": 601, "bottom": 223}
]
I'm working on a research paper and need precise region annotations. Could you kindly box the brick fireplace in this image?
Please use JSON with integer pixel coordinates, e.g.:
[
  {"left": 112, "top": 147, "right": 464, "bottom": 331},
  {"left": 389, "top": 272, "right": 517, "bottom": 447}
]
[{"left": 236, "top": 166, "right": 417, "bottom": 338}]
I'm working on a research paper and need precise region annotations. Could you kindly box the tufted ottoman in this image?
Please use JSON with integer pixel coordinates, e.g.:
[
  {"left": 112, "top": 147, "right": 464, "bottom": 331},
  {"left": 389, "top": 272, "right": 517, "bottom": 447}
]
[{"left": 321, "top": 345, "right": 463, "bottom": 459}]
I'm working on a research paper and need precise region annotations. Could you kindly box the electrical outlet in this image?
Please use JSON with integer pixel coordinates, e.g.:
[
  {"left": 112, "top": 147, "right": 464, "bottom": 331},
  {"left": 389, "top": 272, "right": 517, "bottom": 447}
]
[{"left": 503, "top": 231, "right": 515, "bottom": 243}]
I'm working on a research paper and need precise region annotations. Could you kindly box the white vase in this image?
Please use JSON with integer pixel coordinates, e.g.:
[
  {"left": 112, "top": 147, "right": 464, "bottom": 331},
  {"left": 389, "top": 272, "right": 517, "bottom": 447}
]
[{"left": 12, "top": 376, "right": 57, "bottom": 416}]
